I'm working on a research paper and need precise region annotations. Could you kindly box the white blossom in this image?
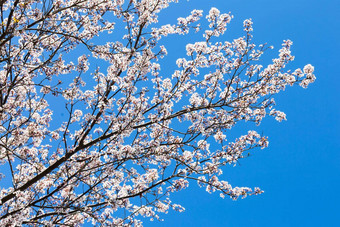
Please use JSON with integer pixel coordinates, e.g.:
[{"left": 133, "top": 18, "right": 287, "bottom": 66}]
[{"left": 0, "top": 1, "right": 315, "bottom": 226}]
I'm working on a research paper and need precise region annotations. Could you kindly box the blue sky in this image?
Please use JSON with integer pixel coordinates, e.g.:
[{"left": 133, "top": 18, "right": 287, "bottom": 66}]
[
  {"left": 144, "top": 0, "right": 340, "bottom": 226},
  {"left": 2, "top": 0, "right": 337, "bottom": 226}
]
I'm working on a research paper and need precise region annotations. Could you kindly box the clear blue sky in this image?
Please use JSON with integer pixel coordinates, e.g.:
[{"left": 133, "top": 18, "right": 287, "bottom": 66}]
[
  {"left": 1, "top": 1, "right": 338, "bottom": 226},
  {"left": 143, "top": 0, "right": 340, "bottom": 226}
]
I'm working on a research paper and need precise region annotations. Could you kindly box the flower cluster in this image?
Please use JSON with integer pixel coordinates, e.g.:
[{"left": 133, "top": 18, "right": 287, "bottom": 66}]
[{"left": 0, "top": 1, "right": 315, "bottom": 226}]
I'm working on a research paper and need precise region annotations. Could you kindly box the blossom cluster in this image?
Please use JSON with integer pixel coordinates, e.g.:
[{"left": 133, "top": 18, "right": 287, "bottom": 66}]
[{"left": 0, "top": 0, "right": 315, "bottom": 226}]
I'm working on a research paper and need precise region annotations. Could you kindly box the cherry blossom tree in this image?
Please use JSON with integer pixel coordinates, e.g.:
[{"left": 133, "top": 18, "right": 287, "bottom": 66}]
[{"left": 0, "top": 0, "right": 315, "bottom": 226}]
